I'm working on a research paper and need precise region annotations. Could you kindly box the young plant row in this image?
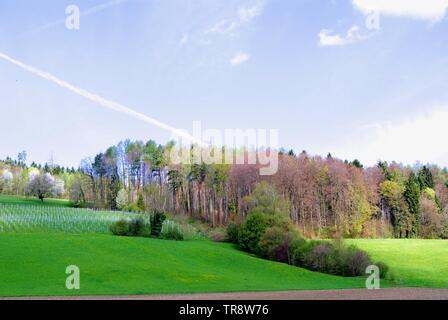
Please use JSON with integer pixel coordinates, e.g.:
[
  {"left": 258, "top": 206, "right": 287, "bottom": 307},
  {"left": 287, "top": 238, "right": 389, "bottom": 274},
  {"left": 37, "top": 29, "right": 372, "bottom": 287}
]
[{"left": 0, "top": 204, "right": 144, "bottom": 234}]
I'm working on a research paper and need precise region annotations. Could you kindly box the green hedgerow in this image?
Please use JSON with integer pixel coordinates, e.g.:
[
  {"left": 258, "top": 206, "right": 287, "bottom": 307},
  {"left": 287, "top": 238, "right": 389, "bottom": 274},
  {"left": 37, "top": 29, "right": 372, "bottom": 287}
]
[
  {"left": 110, "top": 218, "right": 151, "bottom": 237},
  {"left": 110, "top": 219, "right": 130, "bottom": 236}
]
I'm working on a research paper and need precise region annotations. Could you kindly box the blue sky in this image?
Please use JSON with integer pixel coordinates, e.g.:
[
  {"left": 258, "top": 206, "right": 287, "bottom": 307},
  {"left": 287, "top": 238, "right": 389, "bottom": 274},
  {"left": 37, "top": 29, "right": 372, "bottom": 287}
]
[{"left": 1, "top": 0, "right": 448, "bottom": 168}]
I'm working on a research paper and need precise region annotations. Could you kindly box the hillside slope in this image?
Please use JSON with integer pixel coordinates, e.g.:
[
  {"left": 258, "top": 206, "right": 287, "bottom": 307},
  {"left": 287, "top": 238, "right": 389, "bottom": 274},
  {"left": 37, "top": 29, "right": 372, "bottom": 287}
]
[{"left": 0, "top": 233, "right": 369, "bottom": 297}]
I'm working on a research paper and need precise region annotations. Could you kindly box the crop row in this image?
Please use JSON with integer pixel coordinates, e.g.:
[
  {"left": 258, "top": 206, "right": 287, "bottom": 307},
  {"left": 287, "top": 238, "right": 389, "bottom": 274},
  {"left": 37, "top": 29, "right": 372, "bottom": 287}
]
[{"left": 0, "top": 204, "right": 146, "bottom": 234}]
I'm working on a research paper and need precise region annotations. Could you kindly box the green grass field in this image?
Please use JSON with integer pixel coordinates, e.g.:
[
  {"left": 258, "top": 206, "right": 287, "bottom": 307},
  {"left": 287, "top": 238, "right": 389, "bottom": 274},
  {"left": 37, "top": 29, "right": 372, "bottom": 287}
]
[
  {"left": 348, "top": 239, "right": 448, "bottom": 288},
  {"left": 0, "top": 194, "right": 72, "bottom": 207},
  {"left": 0, "top": 233, "right": 372, "bottom": 297}
]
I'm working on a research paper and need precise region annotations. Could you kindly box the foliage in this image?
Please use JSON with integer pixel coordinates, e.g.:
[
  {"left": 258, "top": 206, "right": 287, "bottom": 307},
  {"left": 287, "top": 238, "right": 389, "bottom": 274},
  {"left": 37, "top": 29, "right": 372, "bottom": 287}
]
[
  {"left": 423, "top": 187, "right": 437, "bottom": 201},
  {"left": 237, "top": 182, "right": 292, "bottom": 252},
  {"left": 207, "top": 227, "right": 228, "bottom": 242},
  {"left": 420, "top": 197, "right": 442, "bottom": 238},
  {"left": 232, "top": 183, "right": 376, "bottom": 278},
  {"left": 150, "top": 210, "right": 166, "bottom": 237},
  {"left": 136, "top": 193, "right": 145, "bottom": 211},
  {"left": 226, "top": 221, "right": 240, "bottom": 243},
  {"left": 127, "top": 202, "right": 143, "bottom": 213},
  {"left": 26, "top": 173, "right": 61, "bottom": 202},
  {"left": 298, "top": 241, "right": 373, "bottom": 277},
  {"left": 258, "top": 227, "right": 299, "bottom": 263},
  {"left": 128, "top": 218, "right": 151, "bottom": 237},
  {"left": 237, "top": 212, "right": 291, "bottom": 253},
  {"left": 115, "top": 189, "right": 128, "bottom": 210},
  {"left": 403, "top": 172, "right": 420, "bottom": 236},
  {"left": 350, "top": 159, "right": 363, "bottom": 169},
  {"left": 244, "top": 181, "right": 290, "bottom": 215},
  {"left": 302, "top": 242, "right": 335, "bottom": 274},
  {"left": 375, "top": 261, "right": 389, "bottom": 279},
  {"left": 160, "top": 221, "right": 184, "bottom": 240},
  {"left": 418, "top": 166, "right": 435, "bottom": 190},
  {"left": 380, "top": 180, "right": 414, "bottom": 238},
  {"left": 343, "top": 246, "right": 372, "bottom": 277},
  {"left": 440, "top": 216, "right": 448, "bottom": 239},
  {"left": 110, "top": 220, "right": 130, "bottom": 236},
  {"left": 3, "top": 142, "right": 448, "bottom": 240}
]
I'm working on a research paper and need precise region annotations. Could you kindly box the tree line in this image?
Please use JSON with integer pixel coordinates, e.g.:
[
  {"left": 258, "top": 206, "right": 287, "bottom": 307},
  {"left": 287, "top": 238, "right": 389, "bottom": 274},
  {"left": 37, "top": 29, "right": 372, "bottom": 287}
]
[{"left": 1, "top": 140, "right": 447, "bottom": 239}]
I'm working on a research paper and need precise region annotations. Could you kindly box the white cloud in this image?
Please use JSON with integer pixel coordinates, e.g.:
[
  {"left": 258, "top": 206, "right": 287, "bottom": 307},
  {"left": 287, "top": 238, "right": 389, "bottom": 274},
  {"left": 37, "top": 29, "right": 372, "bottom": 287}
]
[
  {"left": 206, "top": 20, "right": 239, "bottom": 35},
  {"left": 352, "top": 0, "right": 448, "bottom": 21},
  {"left": 179, "top": 33, "right": 189, "bottom": 46},
  {"left": 230, "top": 52, "right": 250, "bottom": 65},
  {"left": 318, "top": 25, "right": 370, "bottom": 46},
  {"left": 239, "top": 1, "right": 264, "bottom": 22},
  {"left": 207, "top": 0, "right": 265, "bottom": 36},
  {"left": 332, "top": 107, "right": 448, "bottom": 166}
]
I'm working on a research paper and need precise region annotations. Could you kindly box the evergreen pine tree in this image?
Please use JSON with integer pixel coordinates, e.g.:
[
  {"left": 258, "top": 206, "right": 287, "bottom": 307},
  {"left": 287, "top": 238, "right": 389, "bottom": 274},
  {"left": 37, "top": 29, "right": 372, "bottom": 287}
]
[
  {"left": 418, "top": 166, "right": 435, "bottom": 189},
  {"left": 404, "top": 172, "right": 421, "bottom": 236}
]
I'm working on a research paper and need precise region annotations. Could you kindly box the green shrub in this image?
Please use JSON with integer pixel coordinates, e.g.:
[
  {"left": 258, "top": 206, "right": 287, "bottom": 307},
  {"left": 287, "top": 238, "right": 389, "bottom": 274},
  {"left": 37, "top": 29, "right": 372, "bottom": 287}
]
[
  {"left": 237, "top": 213, "right": 271, "bottom": 253},
  {"left": 289, "top": 237, "right": 309, "bottom": 266},
  {"left": 258, "top": 227, "right": 302, "bottom": 263},
  {"left": 297, "top": 241, "right": 373, "bottom": 277},
  {"left": 440, "top": 215, "right": 448, "bottom": 239},
  {"left": 110, "top": 217, "right": 151, "bottom": 238},
  {"left": 127, "top": 202, "right": 143, "bottom": 213},
  {"left": 161, "top": 221, "right": 184, "bottom": 240},
  {"left": 137, "top": 194, "right": 145, "bottom": 211},
  {"left": 375, "top": 261, "right": 390, "bottom": 279},
  {"left": 237, "top": 211, "right": 291, "bottom": 253},
  {"left": 303, "top": 241, "right": 335, "bottom": 273},
  {"left": 110, "top": 219, "right": 130, "bottom": 236},
  {"left": 229, "top": 181, "right": 379, "bottom": 278},
  {"left": 226, "top": 222, "right": 240, "bottom": 244},
  {"left": 128, "top": 218, "right": 151, "bottom": 237},
  {"left": 344, "top": 246, "right": 372, "bottom": 276},
  {"left": 151, "top": 210, "right": 166, "bottom": 237}
]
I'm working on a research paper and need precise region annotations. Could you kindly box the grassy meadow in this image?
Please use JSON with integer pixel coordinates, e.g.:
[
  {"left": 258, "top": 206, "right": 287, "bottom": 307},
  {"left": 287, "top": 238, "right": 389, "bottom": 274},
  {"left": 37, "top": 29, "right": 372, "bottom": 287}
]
[
  {"left": 0, "top": 194, "right": 446, "bottom": 296},
  {"left": 0, "top": 233, "right": 374, "bottom": 297},
  {"left": 0, "top": 194, "right": 72, "bottom": 207},
  {"left": 348, "top": 239, "right": 448, "bottom": 288}
]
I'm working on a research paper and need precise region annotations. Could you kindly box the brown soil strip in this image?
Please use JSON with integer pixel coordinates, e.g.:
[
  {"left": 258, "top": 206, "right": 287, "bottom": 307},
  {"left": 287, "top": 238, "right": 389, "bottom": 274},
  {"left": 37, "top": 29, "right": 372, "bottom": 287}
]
[{"left": 3, "top": 288, "right": 448, "bottom": 300}]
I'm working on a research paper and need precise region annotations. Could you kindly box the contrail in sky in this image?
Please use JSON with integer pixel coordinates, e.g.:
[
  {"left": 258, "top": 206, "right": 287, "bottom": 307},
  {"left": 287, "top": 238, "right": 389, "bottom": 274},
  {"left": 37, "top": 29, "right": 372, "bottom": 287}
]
[{"left": 0, "top": 52, "right": 206, "bottom": 146}]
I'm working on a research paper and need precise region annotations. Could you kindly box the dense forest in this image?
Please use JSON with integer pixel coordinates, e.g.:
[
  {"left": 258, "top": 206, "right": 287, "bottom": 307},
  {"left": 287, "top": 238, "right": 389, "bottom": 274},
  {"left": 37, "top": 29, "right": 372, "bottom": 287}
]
[{"left": 1, "top": 140, "right": 448, "bottom": 239}]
